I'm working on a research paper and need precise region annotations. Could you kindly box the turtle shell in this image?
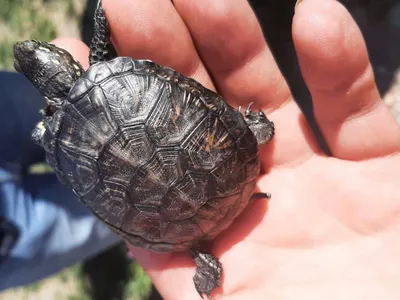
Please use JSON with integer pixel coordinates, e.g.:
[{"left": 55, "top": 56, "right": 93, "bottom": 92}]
[{"left": 41, "top": 57, "right": 261, "bottom": 252}]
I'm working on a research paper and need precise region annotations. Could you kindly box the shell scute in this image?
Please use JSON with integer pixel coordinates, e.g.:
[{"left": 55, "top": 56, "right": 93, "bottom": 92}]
[
  {"left": 68, "top": 77, "right": 93, "bottom": 103},
  {"left": 182, "top": 114, "right": 236, "bottom": 170},
  {"left": 83, "top": 180, "right": 129, "bottom": 227},
  {"left": 162, "top": 219, "right": 203, "bottom": 243},
  {"left": 100, "top": 74, "right": 165, "bottom": 125},
  {"left": 145, "top": 83, "right": 209, "bottom": 146},
  {"left": 194, "top": 194, "right": 241, "bottom": 235},
  {"left": 129, "top": 148, "right": 187, "bottom": 208},
  {"left": 161, "top": 171, "right": 210, "bottom": 221},
  {"left": 98, "top": 124, "right": 154, "bottom": 185},
  {"left": 106, "top": 56, "right": 134, "bottom": 74},
  {"left": 122, "top": 206, "right": 163, "bottom": 242},
  {"left": 85, "top": 60, "right": 113, "bottom": 83},
  {"left": 210, "top": 153, "right": 247, "bottom": 197},
  {"left": 56, "top": 146, "right": 99, "bottom": 195}
]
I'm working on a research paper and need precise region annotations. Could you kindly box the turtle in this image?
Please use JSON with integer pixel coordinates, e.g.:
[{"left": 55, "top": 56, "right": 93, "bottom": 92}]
[{"left": 13, "top": 1, "right": 275, "bottom": 298}]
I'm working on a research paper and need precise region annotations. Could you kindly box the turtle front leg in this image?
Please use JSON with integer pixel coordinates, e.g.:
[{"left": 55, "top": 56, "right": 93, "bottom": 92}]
[
  {"left": 32, "top": 121, "right": 46, "bottom": 146},
  {"left": 190, "top": 248, "right": 222, "bottom": 299},
  {"left": 89, "top": 0, "right": 118, "bottom": 65}
]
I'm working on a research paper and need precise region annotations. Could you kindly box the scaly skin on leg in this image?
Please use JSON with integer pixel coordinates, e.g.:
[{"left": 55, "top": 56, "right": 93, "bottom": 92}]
[
  {"left": 190, "top": 249, "right": 222, "bottom": 300},
  {"left": 241, "top": 104, "right": 275, "bottom": 145},
  {"left": 89, "top": 0, "right": 117, "bottom": 65}
]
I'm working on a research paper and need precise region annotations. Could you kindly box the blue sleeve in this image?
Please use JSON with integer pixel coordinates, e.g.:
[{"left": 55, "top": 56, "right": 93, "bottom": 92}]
[
  {"left": 0, "top": 71, "right": 46, "bottom": 168},
  {"left": 0, "top": 71, "right": 121, "bottom": 292}
]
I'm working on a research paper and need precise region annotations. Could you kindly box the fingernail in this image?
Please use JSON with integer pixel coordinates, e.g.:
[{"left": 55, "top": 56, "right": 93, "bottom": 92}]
[
  {"left": 127, "top": 250, "right": 135, "bottom": 260},
  {"left": 295, "top": 0, "right": 304, "bottom": 8}
]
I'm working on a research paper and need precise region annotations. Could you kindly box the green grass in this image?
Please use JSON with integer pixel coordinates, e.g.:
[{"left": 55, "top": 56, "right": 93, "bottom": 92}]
[
  {"left": 0, "top": 0, "right": 57, "bottom": 40},
  {"left": 0, "top": 0, "right": 57, "bottom": 69},
  {"left": 0, "top": 40, "right": 15, "bottom": 70},
  {"left": 66, "top": 0, "right": 78, "bottom": 17},
  {"left": 0, "top": 246, "right": 153, "bottom": 300},
  {"left": 124, "top": 263, "right": 153, "bottom": 300}
]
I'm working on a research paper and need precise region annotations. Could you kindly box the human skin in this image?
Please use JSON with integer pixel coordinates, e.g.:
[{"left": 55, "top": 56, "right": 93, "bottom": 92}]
[{"left": 54, "top": 0, "right": 400, "bottom": 299}]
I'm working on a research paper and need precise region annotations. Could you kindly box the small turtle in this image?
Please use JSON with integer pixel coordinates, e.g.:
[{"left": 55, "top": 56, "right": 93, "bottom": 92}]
[{"left": 13, "top": 1, "right": 274, "bottom": 298}]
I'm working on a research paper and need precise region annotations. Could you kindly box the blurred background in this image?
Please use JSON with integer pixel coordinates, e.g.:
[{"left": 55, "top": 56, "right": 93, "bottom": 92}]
[{"left": 0, "top": 0, "right": 399, "bottom": 299}]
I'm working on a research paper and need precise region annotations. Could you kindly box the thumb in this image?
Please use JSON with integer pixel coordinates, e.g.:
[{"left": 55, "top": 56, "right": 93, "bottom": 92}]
[{"left": 52, "top": 38, "right": 90, "bottom": 70}]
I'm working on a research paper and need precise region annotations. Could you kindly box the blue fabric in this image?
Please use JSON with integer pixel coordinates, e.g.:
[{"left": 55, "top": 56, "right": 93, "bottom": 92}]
[{"left": 0, "top": 71, "right": 121, "bottom": 291}]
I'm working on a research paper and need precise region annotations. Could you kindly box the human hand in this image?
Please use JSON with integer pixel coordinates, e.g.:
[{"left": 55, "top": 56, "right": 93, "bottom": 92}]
[{"left": 55, "top": 0, "right": 400, "bottom": 299}]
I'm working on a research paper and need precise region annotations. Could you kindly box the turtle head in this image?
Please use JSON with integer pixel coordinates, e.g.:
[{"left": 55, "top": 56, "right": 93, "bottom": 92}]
[{"left": 14, "top": 40, "right": 84, "bottom": 114}]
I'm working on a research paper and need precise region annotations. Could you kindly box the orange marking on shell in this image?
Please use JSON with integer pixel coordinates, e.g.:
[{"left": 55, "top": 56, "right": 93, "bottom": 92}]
[{"left": 205, "top": 118, "right": 219, "bottom": 152}]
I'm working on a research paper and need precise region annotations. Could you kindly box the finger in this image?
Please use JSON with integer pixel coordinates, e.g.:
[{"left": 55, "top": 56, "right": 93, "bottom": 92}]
[
  {"left": 293, "top": 0, "right": 400, "bottom": 160},
  {"left": 128, "top": 246, "right": 201, "bottom": 300},
  {"left": 173, "top": 0, "right": 290, "bottom": 109},
  {"left": 173, "top": 0, "right": 322, "bottom": 168},
  {"left": 52, "top": 38, "right": 90, "bottom": 69},
  {"left": 102, "top": 0, "right": 213, "bottom": 89}
]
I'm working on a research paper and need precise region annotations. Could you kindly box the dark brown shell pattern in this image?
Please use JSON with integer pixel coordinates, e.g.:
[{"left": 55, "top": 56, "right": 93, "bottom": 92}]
[{"left": 41, "top": 57, "right": 261, "bottom": 252}]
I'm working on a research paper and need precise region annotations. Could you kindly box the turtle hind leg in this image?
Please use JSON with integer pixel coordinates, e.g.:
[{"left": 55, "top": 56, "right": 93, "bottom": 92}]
[
  {"left": 240, "top": 103, "right": 275, "bottom": 145},
  {"left": 190, "top": 248, "right": 222, "bottom": 299},
  {"left": 89, "top": 0, "right": 118, "bottom": 65}
]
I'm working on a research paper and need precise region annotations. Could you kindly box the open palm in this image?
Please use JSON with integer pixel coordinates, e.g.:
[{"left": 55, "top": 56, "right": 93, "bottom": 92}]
[{"left": 58, "top": 0, "right": 400, "bottom": 299}]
